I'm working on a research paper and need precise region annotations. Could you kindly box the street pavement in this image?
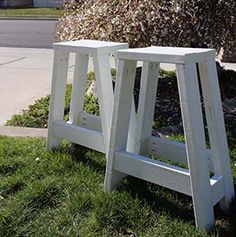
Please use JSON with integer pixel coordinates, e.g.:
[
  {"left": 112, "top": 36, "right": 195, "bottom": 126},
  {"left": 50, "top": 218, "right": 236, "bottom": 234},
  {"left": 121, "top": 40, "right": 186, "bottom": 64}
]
[
  {"left": 0, "top": 20, "right": 57, "bottom": 48},
  {"left": 0, "top": 46, "right": 236, "bottom": 126}
]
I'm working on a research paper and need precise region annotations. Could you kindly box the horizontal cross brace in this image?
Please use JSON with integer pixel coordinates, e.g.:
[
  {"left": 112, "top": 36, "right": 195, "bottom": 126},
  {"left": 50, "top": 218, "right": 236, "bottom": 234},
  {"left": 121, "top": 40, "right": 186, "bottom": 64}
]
[
  {"left": 114, "top": 151, "right": 191, "bottom": 195},
  {"left": 77, "top": 111, "right": 102, "bottom": 133},
  {"left": 53, "top": 120, "right": 105, "bottom": 153},
  {"left": 114, "top": 151, "right": 225, "bottom": 205},
  {"left": 210, "top": 175, "right": 224, "bottom": 206},
  {"left": 146, "top": 136, "right": 213, "bottom": 171}
]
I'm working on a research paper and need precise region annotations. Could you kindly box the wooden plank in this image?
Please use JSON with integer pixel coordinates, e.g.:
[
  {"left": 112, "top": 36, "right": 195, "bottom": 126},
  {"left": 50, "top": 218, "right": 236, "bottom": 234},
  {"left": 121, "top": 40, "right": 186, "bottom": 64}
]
[
  {"left": 176, "top": 63, "right": 214, "bottom": 230},
  {"left": 93, "top": 53, "right": 114, "bottom": 153},
  {"left": 78, "top": 111, "right": 102, "bottom": 132},
  {"left": 69, "top": 53, "right": 89, "bottom": 125},
  {"left": 118, "top": 47, "right": 216, "bottom": 64},
  {"left": 199, "top": 61, "right": 235, "bottom": 208},
  {"left": 105, "top": 59, "right": 137, "bottom": 192},
  {"left": 114, "top": 151, "right": 191, "bottom": 195},
  {"left": 210, "top": 175, "right": 225, "bottom": 206},
  {"left": 113, "top": 52, "right": 119, "bottom": 71},
  {"left": 53, "top": 120, "right": 105, "bottom": 153},
  {"left": 146, "top": 136, "right": 213, "bottom": 171},
  {"left": 126, "top": 98, "right": 137, "bottom": 152},
  {"left": 53, "top": 40, "right": 128, "bottom": 55},
  {"left": 47, "top": 49, "right": 69, "bottom": 150},
  {"left": 133, "top": 62, "right": 159, "bottom": 154}
]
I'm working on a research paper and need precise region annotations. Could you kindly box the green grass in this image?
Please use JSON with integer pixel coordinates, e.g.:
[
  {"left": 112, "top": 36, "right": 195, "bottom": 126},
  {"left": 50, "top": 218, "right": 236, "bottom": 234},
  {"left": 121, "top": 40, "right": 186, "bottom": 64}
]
[
  {"left": 0, "top": 136, "right": 235, "bottom": 236},
  {"left": 0, "top": 8, "right": 64, "bottom": 19}
]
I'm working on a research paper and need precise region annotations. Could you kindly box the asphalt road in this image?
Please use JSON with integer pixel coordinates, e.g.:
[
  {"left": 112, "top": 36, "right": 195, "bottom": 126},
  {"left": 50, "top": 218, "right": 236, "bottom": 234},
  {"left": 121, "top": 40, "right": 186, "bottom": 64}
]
[{"left": 0, "top": 20, "right": 58, "bottom": 48}]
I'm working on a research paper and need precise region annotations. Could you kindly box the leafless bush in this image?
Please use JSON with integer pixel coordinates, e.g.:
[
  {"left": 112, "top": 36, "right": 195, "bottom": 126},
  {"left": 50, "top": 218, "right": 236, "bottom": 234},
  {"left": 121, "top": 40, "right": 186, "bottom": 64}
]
[{"left": 58, "top": 0, "right": 236, "bottom": 53}]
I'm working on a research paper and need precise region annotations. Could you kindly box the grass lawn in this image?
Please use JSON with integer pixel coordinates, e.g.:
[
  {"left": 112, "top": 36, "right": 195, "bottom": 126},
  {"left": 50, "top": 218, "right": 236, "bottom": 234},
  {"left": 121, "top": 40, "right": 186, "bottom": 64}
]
[
  {"left": 0, "top": 136, "right": 235, "bottom": 237},
  {"left": 0, "top": 8, "right": 64, "bottom": 19}
]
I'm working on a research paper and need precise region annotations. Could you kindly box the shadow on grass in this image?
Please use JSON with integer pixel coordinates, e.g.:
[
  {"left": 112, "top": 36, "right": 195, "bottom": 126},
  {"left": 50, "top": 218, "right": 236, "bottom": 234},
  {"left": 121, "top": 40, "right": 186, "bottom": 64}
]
[
  {"left": 70, "top": 144, "right": 106, "bottom": 174},
  {"left": 53, "top": 143, "right": 106, "bottom": 175},
  {"left": 213, "top": 188, "right": 236, "bottom": 236},
  {"left": 54, "top": 142, "right": 236, "bottom": 235},
  {"left": 63, "top": 144, "right": 195, "bottom": 223},
  {"left": 120, "top": 176, "right": 195, "bottom": 223}
]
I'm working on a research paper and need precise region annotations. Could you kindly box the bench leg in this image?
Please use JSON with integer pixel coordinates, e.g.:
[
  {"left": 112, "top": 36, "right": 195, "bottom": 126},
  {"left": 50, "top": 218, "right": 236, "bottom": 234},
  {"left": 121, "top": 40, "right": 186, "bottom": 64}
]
[
  {"left": 105, "top": 59, "right": 137, "bottom": 192},
  {"left": 176, "top": 63, "right": 214, "bottom": 231},
  {"left": 199, "top": 60, "right": 235, "bottom": 210},
  {"left": 69, "top": 53, "right": 89, "bottom": 125},
  {"left": 47, "top": 49, "right": 69, "bottom": 150},
  {"left": 93, "top": 53, "right": 114, "bottom": 153},
  {"left": 134, "top": 61, "right": 159, "bottom": 154}
]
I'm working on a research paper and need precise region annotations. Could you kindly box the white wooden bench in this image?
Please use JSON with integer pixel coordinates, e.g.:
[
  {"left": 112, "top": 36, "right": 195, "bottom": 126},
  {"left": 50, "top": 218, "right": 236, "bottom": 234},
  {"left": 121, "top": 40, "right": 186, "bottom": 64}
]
[
  {"left": 47, "top": 40, "right": 128, "bottom": 153},
  {"left": 104, "top": 46, "right": 235, "bottom": 231}
]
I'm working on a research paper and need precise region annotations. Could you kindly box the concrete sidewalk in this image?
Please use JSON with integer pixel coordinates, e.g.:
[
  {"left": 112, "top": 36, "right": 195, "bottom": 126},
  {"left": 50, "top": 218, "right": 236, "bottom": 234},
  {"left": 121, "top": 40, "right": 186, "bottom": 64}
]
[
  {"left": 0, "top": 46, "right": 236, "bottom": 126},
  {"left": 0, "top": 47, "right": 78, "bottom": 125},
  {"left": 0, "top": 47, "right": 54, "bottom": 124}
]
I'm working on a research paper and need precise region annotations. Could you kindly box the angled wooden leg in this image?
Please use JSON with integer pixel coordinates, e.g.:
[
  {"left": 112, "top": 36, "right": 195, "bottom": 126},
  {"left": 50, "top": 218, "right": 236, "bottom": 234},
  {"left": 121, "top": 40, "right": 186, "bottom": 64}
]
[
  {"left": 69, "top": 53, "right": 89, "bottom": 125},
  {"left": 47, "top": 49, "right": 69, "bottom": 150},
  {"left": 93, "top": 53, "right": 114, "bottom": 153},
  {"left": 127, "top": 62, "right": 159, "bottom": 154},
  {"left": 176, "top": 63, "right": 214, "bottom": 231},
  {"left": 113, "top": 52, "right": 118, "bottom": 71},
  {"left": 199, "top": 60, "right": 235, "bottom": 209},
  {"left": 126, "top": 99, "right": 137, "bottom": 152},
  {"left": 105, "top": 59, "right": 137, "bottom": 192},
  {"left": 134, "top": 62, "right": 159, "bottom": 154}
]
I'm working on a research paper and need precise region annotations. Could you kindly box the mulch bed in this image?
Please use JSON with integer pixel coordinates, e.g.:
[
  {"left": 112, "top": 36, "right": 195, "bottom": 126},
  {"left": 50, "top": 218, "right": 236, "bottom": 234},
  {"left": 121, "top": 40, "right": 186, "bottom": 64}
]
[{"left": 133, "top": 64, "right": 236, "bottom": 139}]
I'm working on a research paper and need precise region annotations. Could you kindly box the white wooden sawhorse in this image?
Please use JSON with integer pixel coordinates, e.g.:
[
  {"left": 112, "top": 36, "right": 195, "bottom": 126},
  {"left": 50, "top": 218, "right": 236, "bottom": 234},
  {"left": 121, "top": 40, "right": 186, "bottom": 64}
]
[
  {"left": 47, "top": 40, "right": 128, "bottom": 153},
  {"left": 105, "top": 46, "right": 235, "bottom": 231}
]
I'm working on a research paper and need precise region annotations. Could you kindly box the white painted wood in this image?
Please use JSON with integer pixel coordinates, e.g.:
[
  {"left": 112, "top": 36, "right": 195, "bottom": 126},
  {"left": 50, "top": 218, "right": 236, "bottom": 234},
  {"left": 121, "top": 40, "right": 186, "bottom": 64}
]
[
  {"left": 69, "top": 53, "right": 89, "bottom": 125},
  {"left": 105, "top": 59, "right": 137, "bottom": 192},
  {"left": 54, "top": 120, "right": 105, "bottom": 153},
  {"left": 118, "top": 47, "right": 216, "bottom": 64},
  {"left": 48, "top": 44, "right": 233, "bottom": 231},
  {"left": 104, "top": 47, "right": 235, "bottom": 231},
  {"left": 93, "top": 53, "right": 114, "bottom": 153},
  {"left": 48, "top": 40, "right": 128, "bottom": 154},
  {"left": 176, "top": 63, "right": 214, "bottom": 230},
  {"left": 126, "top": 98, "right": 137, "bottom": 152},
  {"left": 118, "top": 53, "right": 138, "bottom": 154},
  {"left": 47, "top": 49, "right": 69, "bottom": 150},
  {"left": 210, "top": 175, "right": 225, "bottom": 206},
  {"left": 199, "top": 61, "right": 235, "bottom": 209},
  {"left": 134, "top": 62, "right": 159, "bottom": 153},
  {"left": 113, "top": 52, "right": 118, "bottom": 71},
  {"left": 53, "top": 40, "right": 128, "bottom": 55},
  {"left": 113, "top": 152, "right": 224, "bottom": 204},
  {"left": 78, "top": 111, "right": 102, "bottom": 132},
  {"left": 114, "top": 151, "right": 191, "bottom": 195},
  {"left": 146, "top": 136, "right": 213, "bottom": 171}
]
